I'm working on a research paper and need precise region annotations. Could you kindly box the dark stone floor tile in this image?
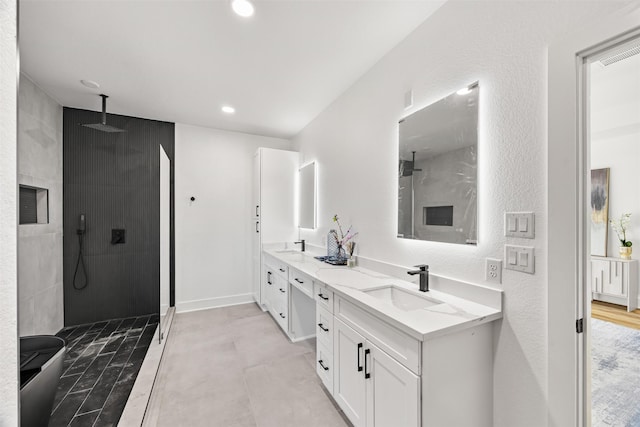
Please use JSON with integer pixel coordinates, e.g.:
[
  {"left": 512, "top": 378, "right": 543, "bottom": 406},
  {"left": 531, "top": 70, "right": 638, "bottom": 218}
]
[
  {"left": 117, "top": 346, "right": 146, "bottom": 385},
  {"left": 92, "top": 376, "right": 136, "bottom": 427},
  {"left": 100, "top": 334, "right": 126, "bottom": 355},
  {"left": 69, "top": 410, "right": 100, "bottom": 427},
  {"left": 108, "top": 337, "right": 137, "bottom": 368},
  {"left": 66, "top": 331, "right": 99, "bottom": 356},
  {"left": 135, "top": 324, "right": 156, "bottom": 349},
  {"left": 56, "top": 327, "right": 76, "bottom": 340},
  {"left": 77, "top": 365, "right": 122, "bottom": 414},
  {"left": 126, "top": 327, "right": 143, "bottom": 338},
  {"left": 65, "top": 324, "right": 92, "bottom": 342},
  {"left": 70, "top": 353, "right": 114, "bottom": 393},
  {"left": 95, "top": 319, "right": 123, "bottom": 341},
  {"left": 48, "top": 390, "right": 89, "bottom": 427},
  {"left": 64, "top": 343, "right": 105, "bottom": 377},
  {"left": 51, "top": 373, "right": 81, "bottom": 412},
  {"left": 148, "top": 313, "right": 159, "bottom": 325},
  {"left": 130, "top": 316, "right": 149, "bottom": 330},
  {"left": 89, "top": 321, "right": 109, "bottom": 332},
  {"left": 114, "top": 317, "right": 136, "bottom": 332}
]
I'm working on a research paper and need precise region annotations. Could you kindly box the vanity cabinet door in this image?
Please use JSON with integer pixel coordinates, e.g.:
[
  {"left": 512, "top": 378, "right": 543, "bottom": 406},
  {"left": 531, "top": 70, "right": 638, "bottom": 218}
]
[
  {"left": 365, "top": 341, "right": 420, "bottom": 427},
  {"left": 263, "top": 265, "right": 274, "bottom": 310},
  {"left": 334, "top": 318, "right": 366, "bottom": 427}
]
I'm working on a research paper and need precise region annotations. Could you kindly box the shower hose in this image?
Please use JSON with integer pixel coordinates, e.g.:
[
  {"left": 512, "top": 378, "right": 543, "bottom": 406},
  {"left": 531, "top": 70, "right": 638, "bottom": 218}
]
[{"left": 73, "top": 232, "right": 88, "bottom": 290}]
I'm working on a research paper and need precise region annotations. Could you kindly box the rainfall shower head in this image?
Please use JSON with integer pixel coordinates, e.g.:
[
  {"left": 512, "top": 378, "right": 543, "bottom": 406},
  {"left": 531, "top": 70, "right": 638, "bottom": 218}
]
[{"left": 80, "top": 94, "right": 126, "bottom": 133}]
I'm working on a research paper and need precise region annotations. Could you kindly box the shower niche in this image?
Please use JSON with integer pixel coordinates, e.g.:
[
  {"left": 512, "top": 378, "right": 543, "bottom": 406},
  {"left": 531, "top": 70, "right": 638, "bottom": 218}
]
[{"left": 398, "top": 83, "right": 479, "bottom": 245}]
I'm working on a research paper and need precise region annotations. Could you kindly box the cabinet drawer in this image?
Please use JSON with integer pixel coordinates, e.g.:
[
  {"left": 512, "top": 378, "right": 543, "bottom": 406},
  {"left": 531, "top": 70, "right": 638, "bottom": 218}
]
[
  {"left": 264, "top": 254, "right": 288, "bottom": 280},
  {"left": 315, "top": 282, "right": 334, "bottom": 313},
  {"left": 290, "top": 268, "right": 314, "bottom": 298},
  {"left": 316, "top": 305, "right": 334, "bottom": 351},
  {"left": 272, "top": 293, "right": 288, "bottom": 332},
  {"left": 335, "top": 296, "right": 420, "bottom": 375},
  {"left": 316, "top": 342, "right": 333, "bottom": 394}
]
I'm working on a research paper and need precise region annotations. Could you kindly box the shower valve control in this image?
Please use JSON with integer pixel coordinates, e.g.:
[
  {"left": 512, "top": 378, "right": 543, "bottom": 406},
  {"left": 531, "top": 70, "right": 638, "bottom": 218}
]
[{"left": 111, "top": 229, "right": 126, "bottom": 244}]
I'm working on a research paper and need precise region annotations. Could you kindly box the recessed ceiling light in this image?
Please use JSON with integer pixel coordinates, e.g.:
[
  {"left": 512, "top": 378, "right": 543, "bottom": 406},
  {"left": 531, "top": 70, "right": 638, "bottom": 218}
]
[
  {"left": 231, "top": 0, "right": 254, "bottom": 17},
  {"left": 222, "top": 105, "right": 236, "bottom": 114},
  {"left": 81, "top": 79, "right": 100, "bottom": 89}
]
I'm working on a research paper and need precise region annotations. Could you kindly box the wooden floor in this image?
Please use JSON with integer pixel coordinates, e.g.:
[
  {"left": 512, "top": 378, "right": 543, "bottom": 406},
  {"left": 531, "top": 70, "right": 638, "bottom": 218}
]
[{"left": 591, "top": 300, "right": 640, "bottom": 330}]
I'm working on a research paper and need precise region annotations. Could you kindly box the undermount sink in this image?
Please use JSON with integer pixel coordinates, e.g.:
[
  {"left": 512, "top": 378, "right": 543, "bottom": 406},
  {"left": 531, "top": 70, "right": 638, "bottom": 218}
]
[
  {"left": 363, "top": 285, "right": 442, "bottom": 311},
  {"left": 275, "top": 249, "right": 301, "bottom": 254}
]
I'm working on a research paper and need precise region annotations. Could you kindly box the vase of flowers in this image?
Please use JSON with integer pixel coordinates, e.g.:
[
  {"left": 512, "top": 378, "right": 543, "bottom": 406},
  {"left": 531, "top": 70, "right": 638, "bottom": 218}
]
[
  {"left": 610, "top": 213, "right": 633, "bottom": 260},
  {"left": 331, "top": 214, "right": 358, "bottom": 262}
]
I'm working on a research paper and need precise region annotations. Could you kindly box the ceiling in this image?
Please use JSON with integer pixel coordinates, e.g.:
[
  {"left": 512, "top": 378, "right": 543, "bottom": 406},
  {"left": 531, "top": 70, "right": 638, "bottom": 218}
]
[
  {"left": 19, "top": 0, "right": 445, "bottom": 139},
  {"left": 590, "top": 48, "right": 640, "bottom": 140}
]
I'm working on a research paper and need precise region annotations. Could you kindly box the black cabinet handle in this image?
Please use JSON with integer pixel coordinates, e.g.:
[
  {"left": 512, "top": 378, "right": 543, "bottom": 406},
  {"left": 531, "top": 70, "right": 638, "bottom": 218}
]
[
  {"left": 294, "top": 278, "right": 303, "bottom": 284},
  {"left": 279, "top": 288, "right": 285, "bottom": 293},
  {"left": 267, "top": 271, "right": 272, "bottom": 285},
  {"left": 357, "top": 343, "right": 363, "bottom": 372},
  {"left": 279, "top": 313, "right": 285, "bottom": 319},
  {"left": 279, "top": 268, "right": 285, "bottom": 273},
  {"left": 255, "top": 221, "right": 259, "bottom": 233},
  {"left": 318, "top": 293, "right": 329, "bottom": 301},
  {"left": 318, "top": 323, "right": 329, "bottom": 332},
  {"left": 256, "top": 205, "right": 259, "bottom": 217},
  {"left": 318, "top": 360, "right": 329, "bottom": 371},
  {"left": 364, "top": 348, "right": 371, "bottom": 379}
]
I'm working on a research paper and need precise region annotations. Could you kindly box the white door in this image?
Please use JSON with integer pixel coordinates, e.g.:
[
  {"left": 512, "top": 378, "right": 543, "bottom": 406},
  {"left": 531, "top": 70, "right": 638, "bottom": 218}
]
[
  {"left": 365, "top": 341, "right": 420, "bottom": 427},
  {"left": 334, "top": 318, "right": 366, "bottom": 427}
]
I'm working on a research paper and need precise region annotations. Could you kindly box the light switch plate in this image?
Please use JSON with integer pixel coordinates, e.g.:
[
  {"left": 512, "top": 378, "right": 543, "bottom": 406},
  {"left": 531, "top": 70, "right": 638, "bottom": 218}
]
[
  {"left": 504, "top": 212, "right": 535, "bottom": 238},
  {"left": 504, "top": 244, "right": 535, "bottom": 274},
  {"left": 485, "top": 258, "right": 502, "bottom": 284}
]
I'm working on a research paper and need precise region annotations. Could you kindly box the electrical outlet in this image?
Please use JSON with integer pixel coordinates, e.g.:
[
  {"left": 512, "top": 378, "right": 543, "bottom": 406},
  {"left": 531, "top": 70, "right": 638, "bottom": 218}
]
[{"left": 486, "top": 258, "right": 502, "bottom": 284}]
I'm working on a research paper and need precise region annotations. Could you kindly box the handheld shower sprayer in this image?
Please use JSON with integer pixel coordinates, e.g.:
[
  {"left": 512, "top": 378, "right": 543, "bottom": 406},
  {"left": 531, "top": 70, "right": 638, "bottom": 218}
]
[{"left": 73, "top": 214, "right": 88, "bottom": 290}]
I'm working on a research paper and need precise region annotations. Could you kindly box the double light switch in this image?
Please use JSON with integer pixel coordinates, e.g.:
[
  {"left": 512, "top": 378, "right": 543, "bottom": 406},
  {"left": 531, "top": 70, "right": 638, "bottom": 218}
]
[
  {"left": 505, "top": 245, "right": 534, "bottom": 274},
  {"left": 505, "top": 212, "right": 534, "bottom": 239}
]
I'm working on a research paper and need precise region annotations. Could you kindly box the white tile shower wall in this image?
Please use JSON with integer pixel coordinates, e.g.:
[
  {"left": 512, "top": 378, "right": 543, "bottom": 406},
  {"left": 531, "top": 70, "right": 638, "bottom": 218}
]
[
  {"left": 17, "top": 74, "right": 64, "bottom": 336},
  {"left": 292, "top": 2, "right": 631, "bottom": 426},
  {"left": 0, "top": 0, "right": 19, "bottom": 422},
  {"left": 174, "top": 124, "right": 292, "bottom": 312}
]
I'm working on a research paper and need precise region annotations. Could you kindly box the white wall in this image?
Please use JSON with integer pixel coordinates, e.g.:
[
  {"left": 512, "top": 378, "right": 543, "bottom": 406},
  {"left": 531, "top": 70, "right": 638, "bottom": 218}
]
[
  {"left": 0, "top": 0, "right": 19, "bottom": 423},
  {"left": 591, "top": 55, "right": 640, "bottom": 257},
  {"left": 17, "top": 74, "right": 64, "bottom": 336},
  {"left": 292, "top": 2, "right": 631, "bottom": 426},
  {"left": 175, "top": 124, "right": 291, "bottom": 312}
]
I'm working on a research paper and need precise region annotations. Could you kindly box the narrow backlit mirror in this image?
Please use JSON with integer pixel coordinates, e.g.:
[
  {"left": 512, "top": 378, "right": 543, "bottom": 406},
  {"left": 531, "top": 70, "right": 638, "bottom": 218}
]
[
  {"left": 299, "top": 161, "right": 317, "bottom": 229},
  {"left": 398, "top": 82, "right": 479, "bottom": 245}
]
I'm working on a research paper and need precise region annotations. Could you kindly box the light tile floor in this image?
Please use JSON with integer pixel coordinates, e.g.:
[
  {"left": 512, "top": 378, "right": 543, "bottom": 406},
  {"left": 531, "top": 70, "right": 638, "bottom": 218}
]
[{"left": 145, "top": 303, "right": 351, "bottom": 427}]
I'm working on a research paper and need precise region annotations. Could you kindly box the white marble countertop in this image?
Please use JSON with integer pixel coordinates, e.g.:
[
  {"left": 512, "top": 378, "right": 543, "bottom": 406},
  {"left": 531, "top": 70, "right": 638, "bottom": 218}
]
[{"left": 263, "top": 248, "right": 503, "bottom": 341}]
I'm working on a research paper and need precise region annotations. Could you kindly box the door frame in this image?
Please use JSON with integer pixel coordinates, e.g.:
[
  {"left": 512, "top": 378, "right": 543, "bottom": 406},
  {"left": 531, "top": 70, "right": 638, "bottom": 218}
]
[{"left": 547, "top": 6, "right": 640, "bottom": 426}]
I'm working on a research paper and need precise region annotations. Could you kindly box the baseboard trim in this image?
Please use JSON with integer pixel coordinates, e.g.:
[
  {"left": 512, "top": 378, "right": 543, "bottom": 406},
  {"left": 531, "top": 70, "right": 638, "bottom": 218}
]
[{"left": 176, "top": 293, "right": 254, "bottom": 313}]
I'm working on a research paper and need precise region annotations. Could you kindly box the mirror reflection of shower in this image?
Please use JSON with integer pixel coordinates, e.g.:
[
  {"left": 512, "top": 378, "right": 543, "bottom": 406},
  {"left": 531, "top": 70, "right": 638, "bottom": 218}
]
[
  {"left": 398, "top": 151, "right": 422, "bottom": 238},
  {"left": 397, "top": 82, "right": 479, "bottom": 244}
]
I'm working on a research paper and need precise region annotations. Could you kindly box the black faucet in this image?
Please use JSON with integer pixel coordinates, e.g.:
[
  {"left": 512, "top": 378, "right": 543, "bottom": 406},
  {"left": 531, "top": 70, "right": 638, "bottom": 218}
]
[
  {"left": 294, "top": 239, "right": 306, "bottom": 252},
  {"left": 407, "top": 264, "right": 429, "bottom": 292}
]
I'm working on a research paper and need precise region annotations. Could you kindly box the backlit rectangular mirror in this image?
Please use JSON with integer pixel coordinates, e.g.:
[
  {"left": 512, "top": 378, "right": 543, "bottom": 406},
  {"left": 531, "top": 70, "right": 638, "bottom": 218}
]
[
  {"left": 299, "top": 161, "right": 317, "bottom": 229},
  {"left": 398, "top": 82, "right": 479, "bottom": 245}
]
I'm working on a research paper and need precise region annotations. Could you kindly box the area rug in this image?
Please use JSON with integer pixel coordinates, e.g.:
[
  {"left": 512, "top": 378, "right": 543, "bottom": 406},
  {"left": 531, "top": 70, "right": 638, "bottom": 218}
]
[{"left": 591, "top": 318, "right": 640, "bottom": 426}]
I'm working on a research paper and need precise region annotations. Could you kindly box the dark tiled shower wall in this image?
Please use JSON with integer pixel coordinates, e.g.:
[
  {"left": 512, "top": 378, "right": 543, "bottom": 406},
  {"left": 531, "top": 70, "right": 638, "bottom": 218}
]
[
  {"left": 63, "top": 107, "right": 175, "bottom": 325},
  {"left": 50, "top": 314, "right": 158, "bottom": 427}
]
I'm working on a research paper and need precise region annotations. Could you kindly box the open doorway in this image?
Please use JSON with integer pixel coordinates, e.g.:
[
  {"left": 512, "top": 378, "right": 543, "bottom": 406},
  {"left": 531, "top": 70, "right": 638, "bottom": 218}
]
[{"left": 587, "top": 37, "right": 640, "bottom": 427}]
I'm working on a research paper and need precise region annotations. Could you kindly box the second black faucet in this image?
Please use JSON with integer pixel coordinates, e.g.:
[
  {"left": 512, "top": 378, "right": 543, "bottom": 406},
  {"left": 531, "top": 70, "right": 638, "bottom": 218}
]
[
  {"left": 407, "top": 264, "right": 429, "bottom": 292},
  {"left": 294, "top": 239, "right": 306, "bottom": 252}
]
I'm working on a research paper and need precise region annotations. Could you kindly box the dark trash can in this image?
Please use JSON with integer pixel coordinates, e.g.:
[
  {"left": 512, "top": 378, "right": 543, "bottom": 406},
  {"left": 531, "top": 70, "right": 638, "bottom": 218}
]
[{"left": 20, "top": 335, "right": 66, "bottom": 427}]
